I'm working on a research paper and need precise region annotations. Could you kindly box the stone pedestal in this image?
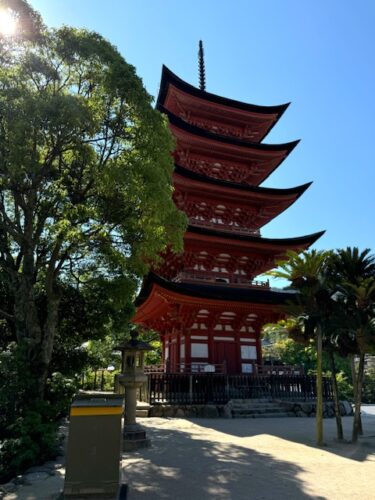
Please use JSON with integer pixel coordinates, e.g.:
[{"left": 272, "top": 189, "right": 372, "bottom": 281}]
[
  {"left": 122, "top": 384, "right": 151, "bottom": 451},
  {"left": 123, "top": 424, "right": 151, "bottom": 451}
]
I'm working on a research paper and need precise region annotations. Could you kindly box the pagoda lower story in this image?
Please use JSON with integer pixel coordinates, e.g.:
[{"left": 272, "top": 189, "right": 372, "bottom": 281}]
[
  {"left": 134, "top": 274, "right": 297, "bottom": 374},
  {"left": 133, "top": 61, "right": 324, "bottom": 374}
]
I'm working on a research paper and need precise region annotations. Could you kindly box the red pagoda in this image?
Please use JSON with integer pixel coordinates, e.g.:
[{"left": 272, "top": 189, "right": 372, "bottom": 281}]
[{"left": 133, "top": 51, "right": 324, "bottom": 375}]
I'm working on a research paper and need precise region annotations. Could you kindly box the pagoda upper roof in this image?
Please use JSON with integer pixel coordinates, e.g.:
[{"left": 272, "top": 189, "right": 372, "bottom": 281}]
[
  {"left": 157, "top": 65, "right": 289, "bottom": 142},
  {"left": 174, "top": 164, "right": 311, "bottom": 197},
  {"left": 135, "top": 272, "right": 296, "bottom": 308},
  {"left": 173, "top": 165, "right": 312, "bottom": 230},
  {"left": 165, "top": 109, "right": 298, "bottom": 152},
  {"left": 166, "top": 110, "right": 299, "bottom": 186},
  {"left": 186, "top": 225, "right": 325, "bottom": 248}
]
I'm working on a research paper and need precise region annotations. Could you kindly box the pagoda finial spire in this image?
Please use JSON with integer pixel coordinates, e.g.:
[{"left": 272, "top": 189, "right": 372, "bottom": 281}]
[{"left": 198, "top": 40, "right": 206, "bottom": 91}]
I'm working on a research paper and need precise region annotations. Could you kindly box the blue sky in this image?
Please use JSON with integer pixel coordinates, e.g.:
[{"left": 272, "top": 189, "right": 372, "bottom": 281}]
[{"left": 32, "top": 0, "right": 375, "bottom": 255}]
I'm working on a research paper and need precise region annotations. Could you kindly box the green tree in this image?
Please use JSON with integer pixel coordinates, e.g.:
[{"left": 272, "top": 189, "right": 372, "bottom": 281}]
[
  {"left": 0, "top": 1, "right": 186, "bottom": 399},
  {"left": 269, "top": 249, "right": 332, "bottom": 445},
  {"left": 326, "top": 248, "right": 375, "bottom": 442}
]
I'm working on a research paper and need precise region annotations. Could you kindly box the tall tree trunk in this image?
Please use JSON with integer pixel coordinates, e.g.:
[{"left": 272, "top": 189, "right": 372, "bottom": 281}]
[
  {"left": 39, "top": 295, "right": 60, "bottom": 396},
  {"left": 12, "top": 272, "right": 60, "bottom": 400},
  {"left": 352, "top": 352, "right": 365, "bottom": 443},
  {"left": 316, "top": 323, "right": 323, "bottom": 446},
  {"left": 13, "top": 277, "right": 45, "bottom": 400},
  {"left": 328, "top": 351, "right": 344, "bottom": 441},
  {"left": 350, "top": 355, "right": 363, "bottom": 435}
]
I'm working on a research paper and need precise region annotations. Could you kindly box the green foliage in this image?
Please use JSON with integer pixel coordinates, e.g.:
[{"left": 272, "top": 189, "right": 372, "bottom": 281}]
[
  {"left": 0, "top": 346, "right": 70, "bottom": 482},
  {"left": 0, "top": 0, "right": 186, "bottom": 400},
  {"left": 45, "top": 372, "right": 78, "bottom": 419},
  {"left": 363, "top": 367, "right": 375, "bottom": 403},
  {"left": 0, "top": 409, "right": 58, "bottom": 482},
  {"left": 0, "top": 6, "right": 186, "bottom": 478},
  {"left": 335, "top": 371, "right": 353, "bottom": 402}
]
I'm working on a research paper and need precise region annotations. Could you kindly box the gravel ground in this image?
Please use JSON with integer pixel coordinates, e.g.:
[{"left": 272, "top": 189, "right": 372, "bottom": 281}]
[{"left": 3, "top": 410, "right": 375, "bottom": 500}]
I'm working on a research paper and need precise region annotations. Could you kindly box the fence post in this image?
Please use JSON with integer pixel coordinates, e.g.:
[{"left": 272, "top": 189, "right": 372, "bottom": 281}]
[
  {"left": 189, "top": 375, "right": 193, "bottom": 404},
  {"left": 147, "top": 375, "right": 151, "bottom": 404},
  {"left": 225, "top": 375, "right": 230, "bottom": 401}
]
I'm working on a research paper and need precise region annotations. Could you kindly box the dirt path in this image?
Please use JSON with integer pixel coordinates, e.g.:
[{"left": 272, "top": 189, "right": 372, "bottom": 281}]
[
  {"left": 5, "top": 413, "right": 375, "bottom": 499},
  {"left": 123, "top": 415, "right": 375, "bottom": 500}
]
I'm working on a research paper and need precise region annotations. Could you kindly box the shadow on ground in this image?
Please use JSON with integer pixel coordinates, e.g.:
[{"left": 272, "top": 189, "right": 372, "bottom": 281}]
[
  {"left": 122, "top": 422, "right": 325, "bottom": 500},
  {"left": 194, "top": 413, "right": 375, "bottom": 462}
]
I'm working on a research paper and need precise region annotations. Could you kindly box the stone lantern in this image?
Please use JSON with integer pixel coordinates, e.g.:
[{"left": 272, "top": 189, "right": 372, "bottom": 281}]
[{"left": 116, "top": 329, "right": 152, "bottom": 450}]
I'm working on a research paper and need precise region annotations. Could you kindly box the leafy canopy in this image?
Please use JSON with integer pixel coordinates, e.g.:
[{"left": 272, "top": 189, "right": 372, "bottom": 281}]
[{"left": 0, "top": 18, "right": 186, "bottom": 293}]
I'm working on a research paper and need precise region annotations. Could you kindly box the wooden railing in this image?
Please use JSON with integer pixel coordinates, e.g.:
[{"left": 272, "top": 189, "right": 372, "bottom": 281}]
[
  {"left": 173, "top": 271, "right": 270, "bottom": 289},
  {"left": 147, "top": 373, "right": 333, "bottom": 405}
]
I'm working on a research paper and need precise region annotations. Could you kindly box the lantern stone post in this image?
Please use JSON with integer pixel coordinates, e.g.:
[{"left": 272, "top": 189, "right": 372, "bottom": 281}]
[{"left": 116, "top": 330, "right": 152, "bottom": 451}]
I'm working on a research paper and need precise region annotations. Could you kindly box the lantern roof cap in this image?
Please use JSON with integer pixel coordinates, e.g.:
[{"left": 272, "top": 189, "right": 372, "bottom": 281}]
[{"left": 115, "top": 330, "right": 152, "bottom": 352}]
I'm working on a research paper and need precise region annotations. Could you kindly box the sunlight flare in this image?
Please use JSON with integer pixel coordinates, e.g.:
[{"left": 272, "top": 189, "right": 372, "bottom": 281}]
[{"left": 0, "top": 8, "right": 17, "bottom": 36}]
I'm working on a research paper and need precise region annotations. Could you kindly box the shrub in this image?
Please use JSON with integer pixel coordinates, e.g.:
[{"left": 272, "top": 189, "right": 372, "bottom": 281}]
[
  {"left": 335, "top": 371, "right": 353, "bottom": 402},
  {"left": 0, "top": 409, "right": 58, "bottom": 482},
  {"left": 0, "top": 347, "right": 77, "bottom": 482}
]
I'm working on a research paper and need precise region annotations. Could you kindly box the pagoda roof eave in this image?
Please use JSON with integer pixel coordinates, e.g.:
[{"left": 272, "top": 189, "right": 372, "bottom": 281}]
[
  {"left": 174, "top": 164, "right": 312, "bottom": 197},
  {"left": 187, "top": 225, "right": 325, "bottom": 247},
  {"left": 135, "top": 272, "right": 297, "bottom": 308},
  {"left": 163, "top": 108, "right": 299, "bottom": 153},
  {"left": 157, "top": 65, "right": 290, "bottom": 118}
]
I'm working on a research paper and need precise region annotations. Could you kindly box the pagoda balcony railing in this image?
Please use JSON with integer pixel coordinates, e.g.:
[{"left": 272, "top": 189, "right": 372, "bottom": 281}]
[
  {"left": 173, "top": 271, "right": 270, "bottom": 289},
  {"left": 190, "top": 218, "right": 261, "bottom": 236}
]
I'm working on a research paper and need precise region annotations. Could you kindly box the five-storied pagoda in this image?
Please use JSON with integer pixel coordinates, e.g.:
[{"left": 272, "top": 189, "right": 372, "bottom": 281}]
[{"left": 133, "top": 43, "right": 324, "bottom": 374}]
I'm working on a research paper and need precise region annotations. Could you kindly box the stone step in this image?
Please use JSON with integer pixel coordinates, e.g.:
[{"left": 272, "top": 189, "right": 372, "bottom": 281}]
[
  {"left": 136, "top": 401, "right": 151, "bottom": 410},
  {"left": 136, "top": 401, "right": 151, "bottom": 418},
  {"left": 231, "top": 403, "right": 282, "bottom": 409},
  {"left": 232, "top": 408, "right": 285, "bottom": 415},
  {"left": 136, "top": 409, "right": 150, "bottom": 418},
  {"left": 232, "top": 412, "right": 296, "bottom": 418},
  {"left": 230, "top": 399, "right": 274, "bottom": 404},
  {"left": 231, "top": 407, "right": 286, "bottom": 413}
]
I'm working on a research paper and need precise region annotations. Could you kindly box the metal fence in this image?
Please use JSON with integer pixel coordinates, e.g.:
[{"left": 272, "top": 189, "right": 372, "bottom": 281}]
[{"left": 148, "top": 373, "right": 333, "bottom": 405}]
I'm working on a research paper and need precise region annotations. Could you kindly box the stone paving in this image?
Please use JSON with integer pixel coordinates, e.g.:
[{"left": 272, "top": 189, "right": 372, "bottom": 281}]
[{"left": 1, "top": 408, "right": 375, "bottom": 499}]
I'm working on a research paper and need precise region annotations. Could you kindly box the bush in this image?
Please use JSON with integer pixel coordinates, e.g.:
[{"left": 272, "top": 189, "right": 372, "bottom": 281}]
[
  {"left": 336, "top": 371, "right": 353, "bottom": 402},
  {"left": 0, "top": 409, "right": 58, "bottom": 482},
  {"left": 363, "top": 368, "right": 375, "bottom": 403},
  {"left": 45, "top": 372, "right": 78, "bottom": 420},
  {"left": 0, "top": 347, "right": 77, "bottom": 483}
]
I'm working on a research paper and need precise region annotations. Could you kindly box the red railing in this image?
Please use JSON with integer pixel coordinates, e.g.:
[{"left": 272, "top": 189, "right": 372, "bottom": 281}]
[
  {"left": 190, "top": 218, "right": 261, "bottom": 236},
  {"left": 173, "top": 271, "right": 270, "bottom": 289}
]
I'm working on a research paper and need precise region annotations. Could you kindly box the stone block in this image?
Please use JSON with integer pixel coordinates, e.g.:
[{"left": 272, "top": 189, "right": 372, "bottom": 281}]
[
  {"left": 163, "top": 406, "right": 175, "bottom": 418},
  {"left": 149, "top": 405, "right": 163, "bottom": 417},
  {"left": 202, "top": 405, "right": 219, "bottom": 418}
]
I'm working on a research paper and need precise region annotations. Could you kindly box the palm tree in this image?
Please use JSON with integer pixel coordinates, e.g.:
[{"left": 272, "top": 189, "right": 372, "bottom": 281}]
[
  {"left": 327, "top": 248, "right": 375, "bottom": 442},
  {"left": 270, "top": 249, "right": 331, "bottom": 446},
  {"left": 333, "top": 277, "right": 375, "bottom": 442}
]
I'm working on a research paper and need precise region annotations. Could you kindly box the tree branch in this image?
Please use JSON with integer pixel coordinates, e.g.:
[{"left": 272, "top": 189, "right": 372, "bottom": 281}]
[{"left": 0, "top": 308, "right": 14, "bottom": 321}]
